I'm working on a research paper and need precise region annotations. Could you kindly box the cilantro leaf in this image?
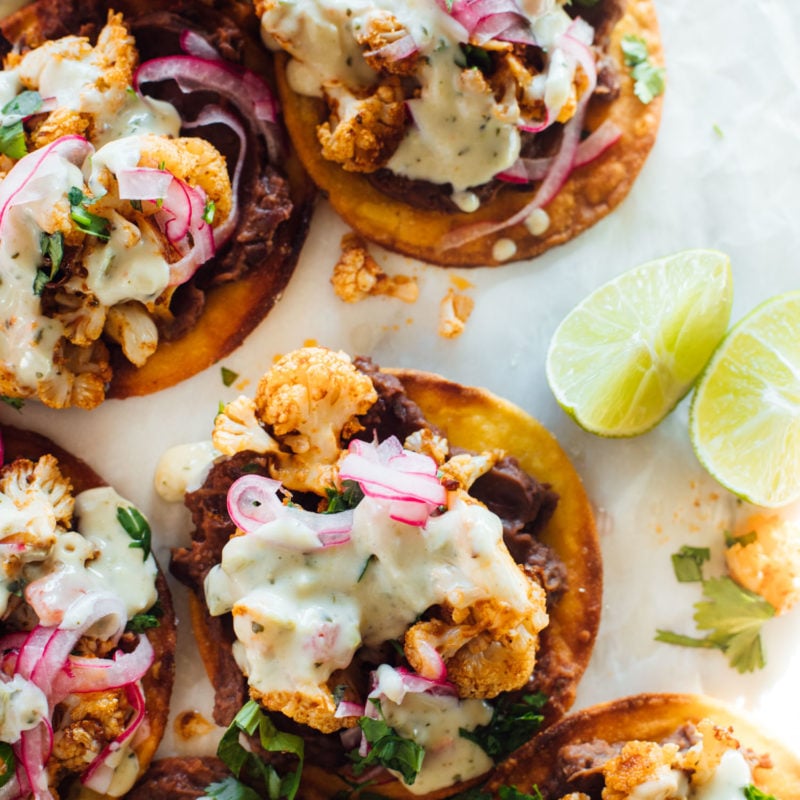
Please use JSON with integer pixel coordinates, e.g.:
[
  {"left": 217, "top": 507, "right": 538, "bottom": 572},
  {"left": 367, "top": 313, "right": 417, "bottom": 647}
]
[
  {"left": 0, "top": 121, "right": 26, "bottom": 160},
  {"left": 460, "top": 693, "right": 546, "bottom": 759},
  {"left": 0, "top": 742, "right": 14, "bottom": 788},
  {"left": 0, "top": 90, "right": 42, "bottom": 160},
  {"left": 725, "top": 529, "right": 758, "bottom": 548},
  {"left": 203, "top": 198, "right": 217, "bottom": 224},
  {"left": 68, "top": 186, "right": 110, "bottom": 240},
  {"left": 215, "top": 700, "right": 304, "bottom": 800},
  {"left": 325, "top": 480, "right": 364, "bottom": 513},
  {"left": 2, "top": 90, "right": 43, "bottom": 119},
  {"left": 205, "top": 776, "right": 262, "bottom": 800},
  {"left": 656, "top": 576, "right": 775, "bottom": 673},
  {"left": 126, "top": 600, "right": 163, "bottom": 633},
  {"left": 743, "top": 785, "right": 778, "bottom": 800},
  {"left": 349, "top": 712, "right": 425, "bottom": 786},
  {"left": 0, "top": 395, "right": 24, "bottom": 411},
  {"left": 221, "top": 367, "right": 239, "bottom": 387},
  {"left": 499, "top": 788, "right": 544, "bottom": 800},
  {"left": 670, "top": 545, "right": 710, "bottom": 583},
  {"left": 33, "top": 232, "right": 65, "bottom": 295},
  {"left": 116, "top": 505, "right": 152, "bottom": 560},
  {"left": 620, "top": 34, "right": 665, "bottom": 104}
]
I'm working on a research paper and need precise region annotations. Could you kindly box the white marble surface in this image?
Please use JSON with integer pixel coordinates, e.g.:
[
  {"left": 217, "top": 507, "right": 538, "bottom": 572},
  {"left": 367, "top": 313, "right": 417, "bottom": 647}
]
[{"left": 2, "top": 0, "right": 799, "bottom": 761}]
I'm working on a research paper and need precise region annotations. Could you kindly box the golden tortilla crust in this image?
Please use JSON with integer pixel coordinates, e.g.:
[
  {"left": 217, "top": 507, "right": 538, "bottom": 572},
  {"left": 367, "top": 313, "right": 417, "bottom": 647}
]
[
  {"left": 274, "top": 0, "right": 663, "bottom": 266},
  {"left": 289, "top": 368, "right": 600, "bottom": 799},
  {"left": 0, "top": 0, "right": 316, "bottom": 401},
  {"left": 486, "top": 693, "right": 800, "bottom": 799},
  {"left": 0, "top": 425, "right": 177, "bottom": 798}
]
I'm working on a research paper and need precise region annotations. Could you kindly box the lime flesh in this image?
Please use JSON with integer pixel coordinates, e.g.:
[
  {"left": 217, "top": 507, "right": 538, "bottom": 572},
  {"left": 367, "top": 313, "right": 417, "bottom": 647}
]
[
  {"left": 546, "top": 249, "right": 733, "bottom": 437},
  {"left": 690, "top": 290, "right": 800, "bottom": 507}
]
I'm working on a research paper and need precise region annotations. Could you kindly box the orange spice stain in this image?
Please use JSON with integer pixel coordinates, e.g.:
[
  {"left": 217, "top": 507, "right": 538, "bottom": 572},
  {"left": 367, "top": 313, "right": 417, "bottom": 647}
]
[{"left": 174, "top": 710, "right": 215, "bottom": 741}]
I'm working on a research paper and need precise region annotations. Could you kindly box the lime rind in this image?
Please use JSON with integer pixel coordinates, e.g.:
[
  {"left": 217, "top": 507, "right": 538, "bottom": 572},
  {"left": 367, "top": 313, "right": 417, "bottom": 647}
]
[
  {"left": 547, "top": 249, "right": 733, "bottom": 437},
  {"left": 689, "top": 290, "right": 800, "bottom": 507}
]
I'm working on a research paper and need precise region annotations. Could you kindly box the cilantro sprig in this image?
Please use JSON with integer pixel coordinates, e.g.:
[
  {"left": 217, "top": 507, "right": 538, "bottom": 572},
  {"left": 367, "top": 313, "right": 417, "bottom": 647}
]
[
  {"left": 126, "top": 599, "right": 163, "bottom": 633},
  {"left": 0, "top": 395, "right": 24, "bottom": 411},
  {"left": 460, "top": 692, "right": 546, "bottom": 760},
  {"left": 212, "top": 700, "right": 304, "bottom": 800},
  {"left": 116, "top": 505, "right": 152, "bottom": 561},
  {"left": 671, "top": 545, "right": 710, "bottom": 583},
  {"left": 68, "top": 186, "right": 111, "bottom": 240},
  {"left": 325, "top": 480, "right": 364, "bottom": 513},
  {"left": 743, "top": 785, "right": 778, "bottom": 800},
  {"left": 656, "top": 548, "right": 776, "bottom": 673},
  {"left": 0, "top": 742, "right": 14, "bottom": 789},
  {"left": 621, "top": 34, "right": 665, "bottom": 104},
  {"left": 0, "top": 90, "right": 42, "bottom": 159},
  {"left": 348, "top": 705, "right": 425, "bottom": 786},
  {"left": 33, "top": 231, "right": 65, "bottom": 296}
]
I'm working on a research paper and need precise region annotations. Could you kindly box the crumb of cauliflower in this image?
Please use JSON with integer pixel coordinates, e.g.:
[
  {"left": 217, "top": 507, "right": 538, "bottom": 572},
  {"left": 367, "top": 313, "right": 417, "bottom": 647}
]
[
  {"left": 438, "top": 288, "right": 475, "bottom": 339},
  {"left": 356, "top": 11, "right": 419, "bottom": 76},
  {"left": 679, "top": 718, "right": 740, "bottom": 788},
  {"left": 214, "top": 395, "right": 279, "bottom": 456},
  {"left": 725, "top": 512, "right": 800, "bottom": 615},
  {"left": 331, "top": 233, "right": 418, "bottom": 304},
  {"left": 403, "top": 428, "right": 449, "bottom": 466},
  {"left": 601, "top": 740, "right": 682, "bottom": 800}
]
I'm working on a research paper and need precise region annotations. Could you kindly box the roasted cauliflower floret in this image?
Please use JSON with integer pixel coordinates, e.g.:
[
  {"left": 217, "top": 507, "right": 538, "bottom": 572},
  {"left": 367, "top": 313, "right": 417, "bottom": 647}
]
[
  {"left": 253, "top": 347, "right": 378, "bottom": 493},
  {"left": 37, "top": 339, "right": 112, "bottom": 410},
  {"left": 51, "top": 282, "right": 107, "bottom": 347},
  {"left": 679, "top": 718, "right": 740, "bottom": 787},
  {"left": 601, "top": 740, "right": 682, "bottom": 800},
  {"left": 439, "top": 451, "right": 501, "bottom": 492},
  {"left": 249, "top": 685, "right": 348, "bottom": 735},
  {"left": 214, "top": 395, "right": 279, "bottom": 456},
  {"left": 317, "top": 79, "right": 406, "bottom": 172},
  {"left": 103, "top": 302, "right": 159, "bottom": 367},
  {"left": 404, "top": 576, "right": 548, "bottom": 699},
  {"left": 725, "top": 512, "right": 800, "bottom": 615},
  {"left": 403, "top": 428, "right": 449, "bottom": 466},
  {"left": 331, "top": 232, "right": 418, "bottom": 304},
  {"left": 356, "top": 11, "right": 420, "bottom": 76},
  {"left": 29, "top": 107, "right": 92, "bottom": 150}
]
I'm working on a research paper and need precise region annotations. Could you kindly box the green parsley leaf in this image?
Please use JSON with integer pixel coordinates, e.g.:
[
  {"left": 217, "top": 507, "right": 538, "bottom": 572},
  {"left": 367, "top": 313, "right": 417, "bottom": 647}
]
[
  {"left": 205, "top": 776, "right": 262, "bottom": 800},
  {"left": 116, "top": 505, "right": 152, "bottom": 561},
  {"left": 32, "top": 269, "right": 49, "bottom": 296},
  {"left": 68, "top": 186, "right": 110, "bottom": 240},
  {"left": 743, "top": 785, "right": 778, "bottom": 800},
  {"left": 0, "top": 90, "right": 42, "bottom": 160},
  {"left": 221, "top": 367, "right": 239, "bottom": 387},
  {"left": 3, "top": 90, "right": 43, "bottom": 119},
  {"left": 0, "top": 395, "right": 24, "bottom": 411},
  {"left": 460, "top": 693, "right": 546, "bottom": 760},
  {"left": 456, "top": 44, "right": 492, "bottom": 73},
  {"left": 325, "top": 480, "right": 364, "bottom": 513},
  {"left": 0, "top": 120, "right": 26, "bottom": 160},
  {"left": 215, "top": 700, "right": 304, "bottom": 800},
  {"left": 0, "top": 742, "right": 15, "bottom": 788},
  {"left": 349, "top": 710, "right": 425, "bottom": 785},
  {"left": 126, "top": 600, "right": 163, "bottom": 633},
  {"left": 670, "top": 545, "right": 710, "bottom": 583},
  {"left": 203, "top": 198, "right": 217, "bottom": 224},
  {"left": 499, "top": 787, "right": 544, "bottom": 800},
  {"left": 620, "top": 34, "right": 665, "bottom": 104},
  {"left": 725, "top": 530, "right": 757, "bottom": 548},
  {"left": 33, "top": 231, "right": 65, "bottom": 295},
  {"left": 656, "top": 577, "right": 776, "bottom": 673}
]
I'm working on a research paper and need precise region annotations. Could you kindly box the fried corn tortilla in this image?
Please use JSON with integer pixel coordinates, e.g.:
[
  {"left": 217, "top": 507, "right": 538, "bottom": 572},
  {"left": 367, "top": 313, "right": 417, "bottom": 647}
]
[
  {"left": 270, "top": 0, "right": 663, "bottom": 266},
  {"left": 0, "top": 425, "right": 177, "bottom": 797},
  {"left": 0, "top": 0, "right": 315, "bottom": 406},
  {"left": 486, "top": 693, "right": 800, "bottom": 799},
  {"left": 171, "top": 357, "right": 600, "bottom": 799}
]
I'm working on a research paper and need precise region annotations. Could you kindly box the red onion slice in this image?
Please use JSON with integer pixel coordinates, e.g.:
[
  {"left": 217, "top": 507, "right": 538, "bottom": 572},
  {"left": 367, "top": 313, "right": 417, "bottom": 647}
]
[
  {"left": 179, "top": 28, "right": 223, "bottom": 61},
  {"left": 449, "top": 0, "right": 535, "bottom": 46},
  {"left": 0, "top": 134, "right": 92, "bottom": 232},
  {"left": 364, "top": 33, "right": 418, "bottom": 63},
  {"left": 17, "top": 719, "right": 53, "bottom": 800},
  {"left": 116, "top": 166, "right": 174, "bottom": 201}
]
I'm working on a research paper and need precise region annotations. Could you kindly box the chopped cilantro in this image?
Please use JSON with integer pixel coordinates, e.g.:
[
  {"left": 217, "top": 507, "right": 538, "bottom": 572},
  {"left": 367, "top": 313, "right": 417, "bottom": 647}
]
[
  {"left": 0, "top": 90, "right": 42, "bottom": 160},
  {"left": 68, "top": 186, "right": 110, "bottom": 240},
  {"left": 203, "top": 198, "right": 217, "bottom": 224},
  {"left": 670, "top": 545, "right": 710, "bottom": 583},
  {"left": 725, "top": 529, "right": 757, "bottom": 548},
  {"left": 33, "top": 231, "right": 65, "bottom": 295},
  {"left": 743, "top": 785, "right": 778, "bottom": 800},
  {"left": 205, "top": 776, "right": 262, "bottom": 800},
  {"left": 713, "top": 123, "right": 724, "bottom": 138},
  {"left": 621, "top": 34, "right": 665, "bottom": 104},
  {"left": 215, "top": 700, "right": 304, "bottom": 800},
  {"left": 221, "top": 366, "right": 239, "bottom": 387},
  {"left": 116, "top": 505, "right": 152, "bottom": 560},
  {"left": 126, "top": 600, "right": 163, "bottom": 633},
  {"left": 325, "top": 480, "right": 364, "bottom": 513},
  {"left": 357, "top": 554, "right": 376, "bottom": 582},
  {"left": 349, "top": 712, "right": 425, "bottom": 785},
  {"left": 499, "top": 788, "right": 544, "bottom": 800},
  {"left": 130, "top": 198, "right": 143, "bottom": 212},
  {"left": 0, "top": 742, "right": 14, "bottom": 788},
  {"left": 456, "top": 44, "right": 492, "bottom": 73},
  {"left": 0, "top": 395, "right": 24, "bottom": 411},
  {"left": 656, "top": 576, "right": 776, "bottom": 673},
  {"left": 460, "top": 692, "right": 546, "bottom": 759}
]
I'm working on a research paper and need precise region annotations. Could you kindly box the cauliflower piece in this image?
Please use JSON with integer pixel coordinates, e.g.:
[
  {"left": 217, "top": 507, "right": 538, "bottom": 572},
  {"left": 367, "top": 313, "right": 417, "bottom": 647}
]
[
  {"left": 725, "top": 512, "right": 800, "bottom": 615},
  {"left": 317, "top": 79, "right": 407, "bottom": 172},
  {"left": 136, "top": 134, "right": 232, "bottom": 224},
  {"left": 51, "top": 282, "right": 107, "bottom": 347},
  {"left": 601, "top": 740, "right": 683, "bottom": 800},
  {"left": 331, "top": 233, "right": 418, "bottom": 304},
  {"left": 439, "top": 451, "right": 501, "bottom": 492},
  {"left": 404, "top": 577, "right": 548, "bottom": 699},
  {"left": 403, "top": 429, "right": 449, "bottom": 466},
  {"left": 214, "top": 395, "right": 279, "bottom": 456},
  {"left": 356, "top": 11, "right": 420, "bottom": 76},
  {"left": 249, "top": 685, "right": 349, "bottom": 735},
  {"left": 253, "top": 347, "right": 378, "bottom": 493},
  {"left": 103, "top": 302, "right": 158, "bottom": 367},
  {"left": 37, "top": 339, "right": 111, "bottom": 410},
  {"left": 29, "top": 107, "right": 92, "bottom": 150},
  {"left": 48, "top": 688, "right": 130, "bottom": 786},
  {"left": 438, "top": 288, "right": 475, "bottom": 339},
  {"left": 679, "top": 719, "right": 740, "bottom": 787}
]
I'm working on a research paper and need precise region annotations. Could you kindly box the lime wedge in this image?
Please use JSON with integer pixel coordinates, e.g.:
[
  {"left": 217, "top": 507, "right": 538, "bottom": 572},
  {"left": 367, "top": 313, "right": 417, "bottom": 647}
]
[
  {"left": 690, "top": 291, "right": 800, "bottom": 507},
  {"left": 546, "top": 249, "right": 733, "bottom": 436}
]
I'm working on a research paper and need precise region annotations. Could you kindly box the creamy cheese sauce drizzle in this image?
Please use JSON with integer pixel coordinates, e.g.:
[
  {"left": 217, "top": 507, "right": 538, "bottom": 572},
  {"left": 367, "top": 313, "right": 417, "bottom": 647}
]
[
  {"left": 693, "top": 749, "right": 752, "bottom": 800},
  {"left": 260, "top": 0, "right": 580, "bottom": 196},
  {"left": 154, "top": 440, "right": 220, "bottom": 503},
  {"left": 0, "top": 674, "right": 49, "bottom": 744}
]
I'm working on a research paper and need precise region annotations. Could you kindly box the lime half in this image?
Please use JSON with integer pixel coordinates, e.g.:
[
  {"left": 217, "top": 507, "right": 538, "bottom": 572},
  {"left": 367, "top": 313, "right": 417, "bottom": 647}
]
[
  {"left": 690, "top": 291, "right": 800, "bottom": 507},
  {"left": 546, "top": 249, "right": 733, "bottom": 436}
]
